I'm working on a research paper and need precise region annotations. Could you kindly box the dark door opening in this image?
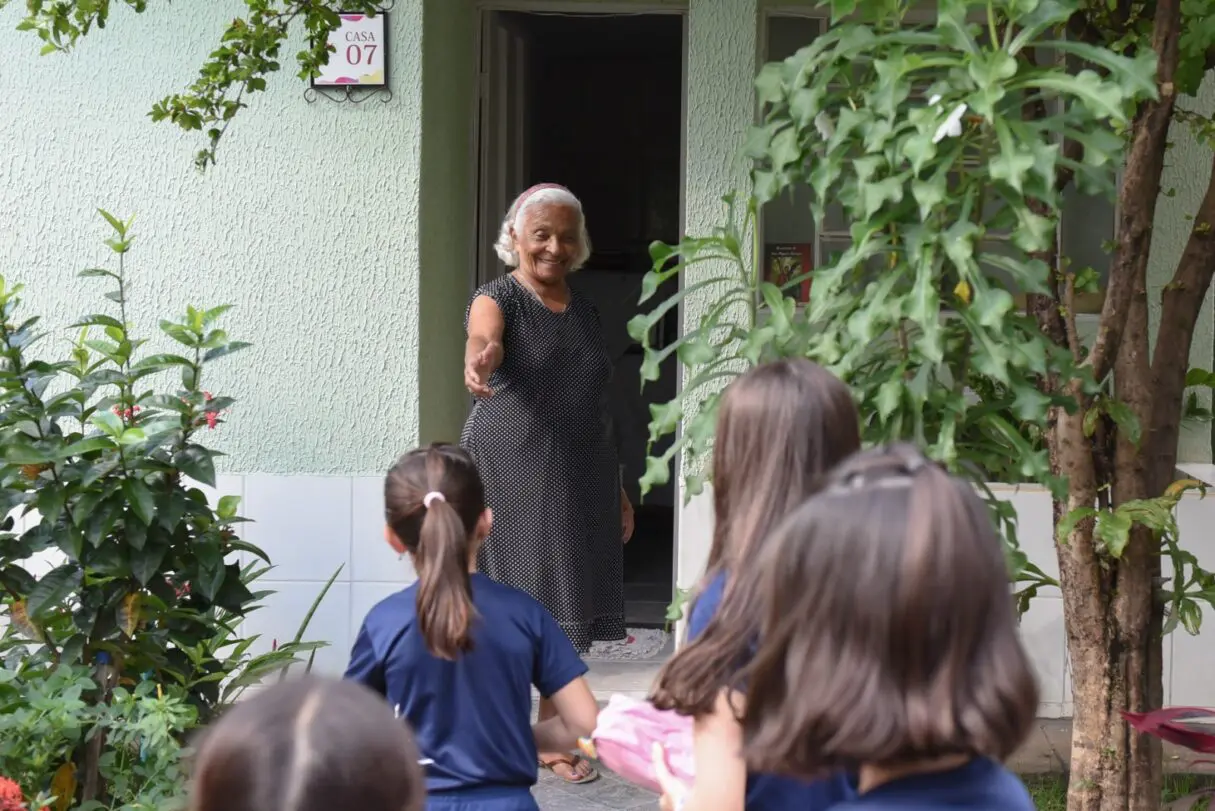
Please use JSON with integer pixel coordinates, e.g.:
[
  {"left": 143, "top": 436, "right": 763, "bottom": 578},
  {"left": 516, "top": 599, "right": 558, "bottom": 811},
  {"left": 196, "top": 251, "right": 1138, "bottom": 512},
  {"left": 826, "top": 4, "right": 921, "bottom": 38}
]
[{"left": 478, "top": 10, "right": 684, "bottom": 629}]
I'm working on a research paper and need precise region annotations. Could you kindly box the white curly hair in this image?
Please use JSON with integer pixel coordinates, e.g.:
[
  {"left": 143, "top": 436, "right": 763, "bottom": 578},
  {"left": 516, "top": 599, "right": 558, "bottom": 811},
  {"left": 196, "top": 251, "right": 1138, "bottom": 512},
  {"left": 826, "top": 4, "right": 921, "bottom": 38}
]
[{"left": 493, "top": 184, "right": 592, "bottom": 270}]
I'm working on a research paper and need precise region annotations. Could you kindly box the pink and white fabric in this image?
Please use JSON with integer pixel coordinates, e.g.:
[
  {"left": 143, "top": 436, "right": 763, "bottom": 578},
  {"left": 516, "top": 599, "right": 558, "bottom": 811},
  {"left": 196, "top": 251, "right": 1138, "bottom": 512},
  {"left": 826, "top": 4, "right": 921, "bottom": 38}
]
[{"left": 579, "top": 694, "right": 695, "bottom": 793}]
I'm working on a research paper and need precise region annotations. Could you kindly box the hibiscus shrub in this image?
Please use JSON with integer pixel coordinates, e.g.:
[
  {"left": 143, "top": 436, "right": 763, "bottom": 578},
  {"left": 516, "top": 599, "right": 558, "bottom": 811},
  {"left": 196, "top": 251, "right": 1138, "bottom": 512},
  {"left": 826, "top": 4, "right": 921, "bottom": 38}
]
[{"left": 0, "top": 211, "right": 327, "bottom": 806}]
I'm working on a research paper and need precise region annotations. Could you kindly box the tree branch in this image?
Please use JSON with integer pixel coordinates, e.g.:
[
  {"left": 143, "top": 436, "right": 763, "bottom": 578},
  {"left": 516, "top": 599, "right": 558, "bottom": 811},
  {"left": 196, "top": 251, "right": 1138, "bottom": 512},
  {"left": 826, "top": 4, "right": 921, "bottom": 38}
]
[{"left": 1084, "top": 0, "right": 1183, "bottom": 382}]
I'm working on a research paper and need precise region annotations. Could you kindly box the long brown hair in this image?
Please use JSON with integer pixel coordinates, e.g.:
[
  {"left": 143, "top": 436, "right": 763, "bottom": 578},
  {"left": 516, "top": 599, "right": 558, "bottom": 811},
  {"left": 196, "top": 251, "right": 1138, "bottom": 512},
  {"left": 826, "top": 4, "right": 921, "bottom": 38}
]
[
  {"left": 385, "top": 443, "right": 485, "bottom": 660},
  {"left": 740, "top": 444, "right": 1038, "bottom": 775},
  {"left": 650, "top": 358, "right": 860, "bottom": 715},
  {"left": 189, "top": 678, "right": 425, "bottom": 811}
]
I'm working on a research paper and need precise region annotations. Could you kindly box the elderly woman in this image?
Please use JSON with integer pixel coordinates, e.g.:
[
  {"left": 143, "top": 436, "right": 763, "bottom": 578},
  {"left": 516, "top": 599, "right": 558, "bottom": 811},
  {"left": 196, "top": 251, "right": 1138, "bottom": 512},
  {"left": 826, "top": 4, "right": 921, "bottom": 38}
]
[{"left": 461, "top": 183, "right": 634, "bottom": 785}]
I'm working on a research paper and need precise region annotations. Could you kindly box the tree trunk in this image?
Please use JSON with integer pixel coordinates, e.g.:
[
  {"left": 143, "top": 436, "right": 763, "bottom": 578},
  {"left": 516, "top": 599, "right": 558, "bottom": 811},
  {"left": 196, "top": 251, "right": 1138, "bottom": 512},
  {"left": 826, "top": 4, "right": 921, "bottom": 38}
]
[{"left": 1052, "top": 1, "right": 1184, "bottom": 806}]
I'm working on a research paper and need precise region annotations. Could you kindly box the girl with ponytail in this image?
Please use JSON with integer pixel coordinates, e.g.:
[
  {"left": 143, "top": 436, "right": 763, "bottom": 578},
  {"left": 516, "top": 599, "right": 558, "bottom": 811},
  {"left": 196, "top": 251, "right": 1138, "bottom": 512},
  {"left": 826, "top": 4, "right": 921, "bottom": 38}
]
[{"left": 346, "top": 443, "right": 600, "bottom": 811}]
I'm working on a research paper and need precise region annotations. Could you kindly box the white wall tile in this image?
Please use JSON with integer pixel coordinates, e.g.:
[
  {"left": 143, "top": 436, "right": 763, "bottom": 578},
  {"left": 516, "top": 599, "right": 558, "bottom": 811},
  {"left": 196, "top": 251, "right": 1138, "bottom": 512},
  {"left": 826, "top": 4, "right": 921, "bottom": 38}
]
[
  {"left": 1019, "top": 595, "right": 1066, "bottom": 714},
  {"left": 243, "top": 475, "right": 352, "bottom": 582},
  {"left": 675, "top": 486, "right": 713, "bottom": 591},
  {"left": 351, "top": 476, "right": 416, "bottom": 584},
  {"left": 241, "top": 580, "right": 353, "bottom": 677},
  {"left": 1171, "top": 490, "right": 1215, "bottom": 704},
  {"left": 995, "top": 486, "right": 1058, "bottom": 581},
  {"left": 349, "top": 581, "right": 410, "bottom": 646}
]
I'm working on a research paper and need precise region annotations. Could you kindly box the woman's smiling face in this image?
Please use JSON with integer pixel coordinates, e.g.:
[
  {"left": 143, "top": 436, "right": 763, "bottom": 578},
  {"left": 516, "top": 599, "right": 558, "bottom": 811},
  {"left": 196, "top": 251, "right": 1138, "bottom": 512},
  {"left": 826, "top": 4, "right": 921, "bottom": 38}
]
[{"left": 512, "top": 202, "right": 582, "bottom": 284}]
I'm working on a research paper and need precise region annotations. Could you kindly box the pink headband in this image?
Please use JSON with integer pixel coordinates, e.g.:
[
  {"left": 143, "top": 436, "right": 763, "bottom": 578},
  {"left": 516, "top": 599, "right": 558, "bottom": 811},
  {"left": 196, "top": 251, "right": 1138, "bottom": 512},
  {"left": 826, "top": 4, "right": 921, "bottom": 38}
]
[{"left": 513, "top": 183, "right": 573, "bottom": 212}]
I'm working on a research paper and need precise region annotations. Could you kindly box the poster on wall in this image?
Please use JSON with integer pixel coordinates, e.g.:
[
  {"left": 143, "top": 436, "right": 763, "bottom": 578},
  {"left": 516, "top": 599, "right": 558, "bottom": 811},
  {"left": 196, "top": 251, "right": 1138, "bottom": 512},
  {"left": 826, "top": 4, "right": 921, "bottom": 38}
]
[
  {"left": 312, "top": 12, "right": 388, "bottom": 87},
  {"left": 764, "top": 242, "right": 814, "bottom": 304}
]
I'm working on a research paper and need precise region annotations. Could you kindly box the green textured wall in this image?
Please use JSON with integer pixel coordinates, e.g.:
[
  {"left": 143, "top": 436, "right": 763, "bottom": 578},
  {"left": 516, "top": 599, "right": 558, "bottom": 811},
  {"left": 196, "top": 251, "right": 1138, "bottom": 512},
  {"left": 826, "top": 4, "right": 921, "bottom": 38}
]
[
  {"left": 418, "top": 0, "right": 476, "bottom": 446},
  {"left": 0, "top": 0, "right": 424, "bottom": 475}
]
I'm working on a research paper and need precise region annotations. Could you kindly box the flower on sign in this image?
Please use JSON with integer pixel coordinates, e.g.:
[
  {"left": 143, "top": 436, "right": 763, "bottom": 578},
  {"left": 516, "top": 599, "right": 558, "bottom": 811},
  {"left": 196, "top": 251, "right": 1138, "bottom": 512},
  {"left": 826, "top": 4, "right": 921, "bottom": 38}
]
[{"left": 927, "top": 94, "right": 968, "bottom": 144}]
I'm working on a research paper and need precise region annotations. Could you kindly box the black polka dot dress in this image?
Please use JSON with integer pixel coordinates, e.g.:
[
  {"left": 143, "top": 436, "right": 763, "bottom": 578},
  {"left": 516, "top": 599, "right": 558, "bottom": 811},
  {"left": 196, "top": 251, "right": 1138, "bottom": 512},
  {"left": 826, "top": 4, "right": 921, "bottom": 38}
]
[{"left": 460, "top": 275, "right": 626, "bottom": 654}]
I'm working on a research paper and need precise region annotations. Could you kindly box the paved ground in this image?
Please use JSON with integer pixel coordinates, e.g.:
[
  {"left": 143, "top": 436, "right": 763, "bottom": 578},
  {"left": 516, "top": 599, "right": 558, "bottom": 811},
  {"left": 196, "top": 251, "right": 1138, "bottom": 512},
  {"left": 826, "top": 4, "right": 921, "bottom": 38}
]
[{"left": 533, "top": 764, "right": 656, "bottom": 810}]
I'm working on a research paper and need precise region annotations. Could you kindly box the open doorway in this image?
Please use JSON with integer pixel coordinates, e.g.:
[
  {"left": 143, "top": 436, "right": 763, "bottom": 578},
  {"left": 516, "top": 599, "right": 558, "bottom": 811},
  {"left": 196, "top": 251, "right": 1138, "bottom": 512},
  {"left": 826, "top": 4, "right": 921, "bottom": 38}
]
[{"left": 475, "top": 9, "right": 685, "bottom": 629}]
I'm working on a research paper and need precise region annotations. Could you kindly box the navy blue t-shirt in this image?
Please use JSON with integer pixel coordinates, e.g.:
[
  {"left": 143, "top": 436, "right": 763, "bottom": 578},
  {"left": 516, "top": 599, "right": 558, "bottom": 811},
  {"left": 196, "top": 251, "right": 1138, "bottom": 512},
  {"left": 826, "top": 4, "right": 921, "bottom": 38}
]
[
  {"left": 838, "top": 758, "right": 1034, "bottom": 809},
  {"left": 345, "top": 574, "right": 588, "bottom": 794},
  {"left": 687, "top": 571, "right": 854, "bottom": 811}
]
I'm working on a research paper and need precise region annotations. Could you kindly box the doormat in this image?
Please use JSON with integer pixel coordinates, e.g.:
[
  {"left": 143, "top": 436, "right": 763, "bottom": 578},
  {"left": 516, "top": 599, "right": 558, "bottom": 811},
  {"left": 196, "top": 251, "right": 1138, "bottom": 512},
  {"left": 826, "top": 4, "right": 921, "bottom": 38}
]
[{"left": 585, "top": 628, "right": 671, "bottom": 662}]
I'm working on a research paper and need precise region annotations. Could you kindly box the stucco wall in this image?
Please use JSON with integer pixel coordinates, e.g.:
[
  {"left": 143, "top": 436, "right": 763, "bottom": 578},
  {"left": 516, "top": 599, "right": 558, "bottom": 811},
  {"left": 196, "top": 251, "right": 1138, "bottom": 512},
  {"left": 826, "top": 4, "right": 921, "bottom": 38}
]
[
  {"left": 0, "top": 0, "right": 425, "bottom": 475},
  {"left": 675, "top": 0, "right": 759, "bottom": 592}
]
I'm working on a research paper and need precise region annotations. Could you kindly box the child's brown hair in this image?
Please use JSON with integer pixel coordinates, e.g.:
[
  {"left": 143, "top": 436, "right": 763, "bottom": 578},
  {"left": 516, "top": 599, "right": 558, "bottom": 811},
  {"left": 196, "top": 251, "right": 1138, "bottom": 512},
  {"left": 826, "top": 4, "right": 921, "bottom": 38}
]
[
  {"left": 740, "top": 444, "right": 1038, "bottom": 776},
  {"left": 384, "top": 443, "right": 486, "bottom": 659},
  {"left": 189, "top": 678, "right": 425, "bottom": 811},
  {"left": 650, "top": 358, "right": 860, "bottom": 715}
]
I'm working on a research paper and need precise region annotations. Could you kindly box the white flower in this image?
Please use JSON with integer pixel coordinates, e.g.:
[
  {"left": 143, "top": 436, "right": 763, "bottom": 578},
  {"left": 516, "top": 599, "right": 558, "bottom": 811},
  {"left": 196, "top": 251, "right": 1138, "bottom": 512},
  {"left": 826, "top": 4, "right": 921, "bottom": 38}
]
[
  {"left": 933, "top": 103, "right": 968, "bottom": 144},
  {"left": 814, "top": 111, "right": 835, "bottom": 140}
]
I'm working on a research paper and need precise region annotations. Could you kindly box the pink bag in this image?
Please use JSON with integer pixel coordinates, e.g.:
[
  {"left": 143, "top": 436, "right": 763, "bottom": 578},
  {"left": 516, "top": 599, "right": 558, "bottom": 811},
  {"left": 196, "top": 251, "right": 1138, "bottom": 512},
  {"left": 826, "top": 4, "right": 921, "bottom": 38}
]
[{"left": 578, "top": 694, "right": 695, "bottom": 794}]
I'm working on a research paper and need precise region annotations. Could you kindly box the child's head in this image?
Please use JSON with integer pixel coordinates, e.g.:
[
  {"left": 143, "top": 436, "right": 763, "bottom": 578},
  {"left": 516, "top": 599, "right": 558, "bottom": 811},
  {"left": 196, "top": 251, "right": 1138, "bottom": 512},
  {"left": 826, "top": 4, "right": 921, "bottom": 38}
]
[
  {"left": 384, "top": 443, "right": 490, "bottom": 659},
  {"left": 650, "top": 359, "right": 858, "bottom": 716},
  {"left": 189, "top": 678, "right": 425, "bottom": 811},
  {"left": 740, "top": 443, "right": 1038, "bottom": 776},
  {"left": 705, "top": 358, "right": 859, "bottom": 575}
]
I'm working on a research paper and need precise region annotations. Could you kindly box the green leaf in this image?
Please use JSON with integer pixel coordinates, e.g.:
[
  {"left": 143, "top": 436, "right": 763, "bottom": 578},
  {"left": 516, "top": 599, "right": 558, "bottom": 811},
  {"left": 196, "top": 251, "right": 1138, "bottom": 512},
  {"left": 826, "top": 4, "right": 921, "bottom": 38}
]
[
  {"left": 174, "top": 445, "right": 216, "bottom": 488},
  {"left": 122, "top": 478, "right": 156, "bottom": 526},
  {"left": 1057, "top": 506, "right": 1098, "bottom": 543},
  {"left": 90, "top": 411, "right": 124, "bottom": 437},
  {"left": 876, "top": 376, "right": 904, "bottom": 421},
  {"left": 640, "top": 454, "right": 672, "bottom": 496},
  {"left": 1186, "top": 367, "right": 1215, "bottom": 388},
  {"left": 217, "top": 495, "right": 241, "bottom": 521},
  {"left": 130, "top": 543, "right": 169, "bottom": 587},
  {"left": 98, "top": 208, "right": 127, "bottom": 236},
  {"left": 1094, "top": 510, "right": 1133, "bottom": 557},
  {"left": 1020, "top": 70, "right": 1130, "bottom": 124},
  {"left": 203, "top": 341, "right": 252, "bottom": 363},
  {"left": 1104, "top": 399, "right": 1142, "bottom": 445},
  {"left": 69, "top": 314, "right": 124, "bottom": 330},
  {"left": 27, "top": 564, "right": 82, "bottom": 617}
]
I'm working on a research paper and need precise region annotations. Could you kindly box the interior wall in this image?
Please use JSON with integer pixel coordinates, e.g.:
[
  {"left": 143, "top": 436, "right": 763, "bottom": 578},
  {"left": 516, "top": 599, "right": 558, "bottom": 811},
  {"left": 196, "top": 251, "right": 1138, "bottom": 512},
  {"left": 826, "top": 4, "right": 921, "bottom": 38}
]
[
  {"left": 524, "top": 13, "right": 684, "bottom": 509},
  {"left": 418, "top": 0, "right": 478, "bottom": 446}
]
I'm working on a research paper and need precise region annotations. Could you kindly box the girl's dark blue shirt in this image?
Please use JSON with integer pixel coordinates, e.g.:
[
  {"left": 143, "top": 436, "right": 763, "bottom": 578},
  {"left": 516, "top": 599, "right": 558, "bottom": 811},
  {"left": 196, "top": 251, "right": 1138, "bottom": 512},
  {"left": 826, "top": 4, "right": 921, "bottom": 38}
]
[
  {"left": 835, "top": 758, "right": 1034, "bottom": 810},
  {"left": 687, "top": 571, "right": 855, "bottom": 811},
  {"left": 345, "top": 573, "right": 588, "bottom": 795}
]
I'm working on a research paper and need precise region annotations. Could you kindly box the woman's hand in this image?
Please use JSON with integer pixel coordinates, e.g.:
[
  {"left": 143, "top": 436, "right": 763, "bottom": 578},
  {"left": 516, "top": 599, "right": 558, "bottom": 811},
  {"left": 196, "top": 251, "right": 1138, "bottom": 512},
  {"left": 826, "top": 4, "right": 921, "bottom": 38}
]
[
  {"left": 653, "top": 743, "right": 689, "bottom": 811},
  {"left": 464, "top": 342, "right": 498, "bottom": 398},
  {"left": 621, "top": 488, "right": 635, "bottom": 543}
]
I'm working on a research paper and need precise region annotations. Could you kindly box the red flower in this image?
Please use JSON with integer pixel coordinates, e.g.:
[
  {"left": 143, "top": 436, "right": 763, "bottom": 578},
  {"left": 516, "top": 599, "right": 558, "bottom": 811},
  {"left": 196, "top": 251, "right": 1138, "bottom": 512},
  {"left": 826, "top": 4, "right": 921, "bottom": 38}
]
[
  {"left": 204, "top": 411, "right": 219, "bottom": 430},
  {"left": 0, "top": 776, "right": 25, "bottom": 811},
  {"left": 111, "top": 404, "right": 141, "bottom": 421}
]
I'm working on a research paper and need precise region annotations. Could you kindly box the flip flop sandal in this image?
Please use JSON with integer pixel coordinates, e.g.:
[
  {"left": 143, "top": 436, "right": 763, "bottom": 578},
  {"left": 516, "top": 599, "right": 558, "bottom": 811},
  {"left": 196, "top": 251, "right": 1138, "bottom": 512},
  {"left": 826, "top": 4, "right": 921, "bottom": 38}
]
[{"left": 539, "top": 754, "right": 600, "bottom": 785}]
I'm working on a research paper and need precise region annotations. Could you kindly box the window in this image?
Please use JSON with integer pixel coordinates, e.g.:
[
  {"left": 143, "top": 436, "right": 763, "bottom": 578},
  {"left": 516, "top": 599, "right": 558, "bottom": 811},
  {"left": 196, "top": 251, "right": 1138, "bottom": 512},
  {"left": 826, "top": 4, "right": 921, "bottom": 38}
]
[{"left": 758, "top": 12, "right": 1114, "bottom": 313}]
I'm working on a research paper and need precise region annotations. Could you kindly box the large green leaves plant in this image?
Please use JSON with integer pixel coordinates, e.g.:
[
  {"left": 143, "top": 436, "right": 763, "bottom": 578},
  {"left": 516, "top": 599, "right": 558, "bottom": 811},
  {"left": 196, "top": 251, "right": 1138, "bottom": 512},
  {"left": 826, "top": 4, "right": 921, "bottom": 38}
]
[
  {"left": 630, "top": 0, "right": 1157, "bottom": 608},
  {"left": 0, "top": 211, "right": 331, "bottom": 806}
]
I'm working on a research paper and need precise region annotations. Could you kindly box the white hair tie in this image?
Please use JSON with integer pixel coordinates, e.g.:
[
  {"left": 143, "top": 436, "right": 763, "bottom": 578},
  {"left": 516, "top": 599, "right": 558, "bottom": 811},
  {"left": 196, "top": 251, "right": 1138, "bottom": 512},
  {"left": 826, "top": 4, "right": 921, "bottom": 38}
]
[{"left": 423, "top": 492, "right": 446, "bottom": 509}]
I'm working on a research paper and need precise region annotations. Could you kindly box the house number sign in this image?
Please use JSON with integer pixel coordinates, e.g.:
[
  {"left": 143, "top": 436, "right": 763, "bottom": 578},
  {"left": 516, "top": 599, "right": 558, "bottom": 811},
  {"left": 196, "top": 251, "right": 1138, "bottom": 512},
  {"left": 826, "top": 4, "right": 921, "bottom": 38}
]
[{"left": 313, "top": 12, "right": 388, "bottom": 88}]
